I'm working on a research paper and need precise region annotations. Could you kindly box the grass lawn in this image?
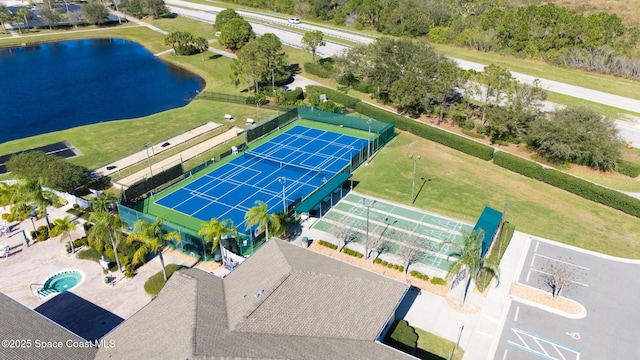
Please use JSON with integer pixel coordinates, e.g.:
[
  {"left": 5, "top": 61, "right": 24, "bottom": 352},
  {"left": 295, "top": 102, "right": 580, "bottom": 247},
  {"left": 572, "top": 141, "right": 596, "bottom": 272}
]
[
  {"left": 352, "top": 132, "right": 640, "bottom": 258},
  {"left": 144, "top": 263, "right": 186, "bottom": 296}
]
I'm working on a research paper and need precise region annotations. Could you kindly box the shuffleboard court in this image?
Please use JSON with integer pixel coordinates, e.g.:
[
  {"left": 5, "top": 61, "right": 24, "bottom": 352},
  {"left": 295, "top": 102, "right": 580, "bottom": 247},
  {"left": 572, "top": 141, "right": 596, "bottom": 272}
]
[
  {"left": 155, "top": 126, "right": 368, "bottom": 230},
  {"left": 313, "top": 192, "right": 474, "bottom": 271}
]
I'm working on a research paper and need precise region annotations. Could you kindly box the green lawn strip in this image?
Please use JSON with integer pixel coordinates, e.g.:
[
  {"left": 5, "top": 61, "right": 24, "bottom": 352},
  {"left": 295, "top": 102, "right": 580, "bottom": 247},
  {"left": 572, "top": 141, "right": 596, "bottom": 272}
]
[
  {"left": 353, "top": 132, "right": 640, "bottom": 258},
  {"left": 143, "top": 263, "right": 186, "bottom": 296},
  {"left": 385, "top": 320, "right": 463, "bottom": 360},
  {"left": 432, "top": 43, "right": 640, "bottom": 102},
  {"left": 415, "top": 327, "right": 464, "bottom": 360},
  {"left": 545, "top": 92, "right": 640, "bottom": 119}
]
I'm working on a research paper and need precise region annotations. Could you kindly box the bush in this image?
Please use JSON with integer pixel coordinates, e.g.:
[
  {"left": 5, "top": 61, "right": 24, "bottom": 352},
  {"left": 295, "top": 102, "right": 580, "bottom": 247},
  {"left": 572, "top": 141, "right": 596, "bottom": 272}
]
[
  {"left": 381, "top": 260, "right": 388, "bottom": 266},
  {"left": 410, "top": 270, "right": 429, "bottom": 281},
  {"left": 354, "top": 101, "right": 495, "bottom": 160},
  {"left": 144, "top": 264, "right": 185, "bottom": 296},
  {"left": 410, "top": 270, "right": 418, "bottom": 276},
  {"left": 245, "top": 94, "right": 268, "bottom": 106},
  {"left": 72, "top": 203, "right": 80, "bottom": 210},
  {"left": 387, "top": 263, "right": 393, "bottom": 268},
  {"left": 462, "top": 128, "right": 485, "bottom": 139},
  {"left": 616, "top": 159, "right": 640, "bottom": 178},
  {"left": 304, "top": 62, "right": 333, "bottom": 78},
  {"left": 430, "top": 277, "right": 447, "bottom": 286},
  {"left": 374, "top": 257, "right": 382, "bottom": 264},
  {"left": 351, "top": 80, "right": 375, "bottom": 94},
  {"left": 397, "top": 265, "right": 404, "bottom": 272},
  {"left": 493, "top": 151, "right": 640, "bottom": 218},
  {"left": 342, "top": 247, "right": 364, "bottom": 258},
  {"left": 318, "top": 239, "right": 338, "bottom": 250}
]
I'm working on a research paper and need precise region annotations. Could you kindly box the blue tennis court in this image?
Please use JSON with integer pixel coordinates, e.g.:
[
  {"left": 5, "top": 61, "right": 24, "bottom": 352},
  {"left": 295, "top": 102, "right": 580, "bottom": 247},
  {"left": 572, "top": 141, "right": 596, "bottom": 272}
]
[{"left": 156, "top": 125, "right": 368, "bottom": 230}]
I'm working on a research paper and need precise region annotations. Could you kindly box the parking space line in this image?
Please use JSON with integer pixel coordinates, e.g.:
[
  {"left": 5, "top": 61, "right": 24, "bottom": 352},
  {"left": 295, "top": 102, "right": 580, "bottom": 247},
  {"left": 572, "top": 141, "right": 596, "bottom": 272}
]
[
  {"left": 508, "top": 327, "right": 580, "bottom": 360},
  {"left": 502, "top": 349, "right": 508, "bottom": 360},
  {"left": 514, "top": 306, "right": 520, "bottom": 322},
  {"left": 534, "top": 253, "right": 591, "bottom": 271},
  {"left": 529, "top": 268, "right": 589, "bottom": 287}
]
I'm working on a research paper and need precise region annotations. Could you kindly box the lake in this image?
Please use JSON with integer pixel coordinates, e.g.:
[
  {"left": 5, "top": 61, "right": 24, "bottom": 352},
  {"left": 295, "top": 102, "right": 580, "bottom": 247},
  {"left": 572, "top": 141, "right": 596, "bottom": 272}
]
[{"left": 0, "top": 38, "right": 204, "bottom": 144}]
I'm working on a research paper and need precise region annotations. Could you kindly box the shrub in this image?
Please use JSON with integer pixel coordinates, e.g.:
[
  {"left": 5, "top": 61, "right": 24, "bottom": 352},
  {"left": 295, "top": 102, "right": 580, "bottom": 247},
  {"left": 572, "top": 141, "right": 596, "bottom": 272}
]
[
  {"left": 410, "top": 270, "right": 418, "bottom": 276},
  {"left": 616, "top": 159, "right": 640, "bottom": 178},
  {"left": 245, "top": 94, "right": 268, "bottom": 106},
  {"left": 351, "top": 80, "right": 375, "bottom": 94},
  {"left": 354, "top": 101, "right": 494, "bottom": 160},
  {"left": 374, "top": 257, "right": 382, "bottom": 264},
  {"left": 342, "top": 247, "right": 364, "bottom": 258},
  {"left": 381, "top": 260, "right": 388, "bottom": 266},
  {"left": 430, "top": 277, "right": 447, "bottom": 286},
  {"left": 304, "top": 62, "right": 333, "bottom": 78},
  {"left": 318, "top": 240, "right": 338, "bottom": 250},
  {"left": 397, "top": 265, "right": 404, "bottom": 272},
  {"left": 410, "top": 271, "right": 429, "bottom": 281},
  {"left": 306, "top": 85, "right": 361, "bottom": 108},
  {"left": 387, "top": 263, "right": 393, "bottom": 268},
  {"left": 462, "top": 128, "right": 485, "bottom": 139},
  {"left": 493, "top": 151, "right": 640, "bottom": 218},
  {"left": 72, "top": 203, "right": 80, "bottom": 210}
]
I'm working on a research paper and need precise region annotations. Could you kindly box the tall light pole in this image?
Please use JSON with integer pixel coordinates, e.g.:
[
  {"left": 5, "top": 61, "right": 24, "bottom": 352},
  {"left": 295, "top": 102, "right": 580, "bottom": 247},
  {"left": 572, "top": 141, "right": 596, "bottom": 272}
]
[
  {"left": 362, "top": 198, "right": 376, "bottom": 258},
  {"left": 409, "top": 154, "right": 421, "bottom": 204},
  {"left": 367, "top": 120, "right": 372, "bottom": 164},
  {"left": 279, "top": 177, "right": 287, "bottom": 213},
  {"left": 144, "top": 143, "right": 154, "bottom": 179}
]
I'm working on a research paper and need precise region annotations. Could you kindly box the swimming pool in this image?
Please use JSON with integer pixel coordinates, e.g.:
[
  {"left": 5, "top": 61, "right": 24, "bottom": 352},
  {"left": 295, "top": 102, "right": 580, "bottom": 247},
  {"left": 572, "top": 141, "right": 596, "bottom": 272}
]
[{"left": 38, "top": 270, "right": 84, "bottom": 298}]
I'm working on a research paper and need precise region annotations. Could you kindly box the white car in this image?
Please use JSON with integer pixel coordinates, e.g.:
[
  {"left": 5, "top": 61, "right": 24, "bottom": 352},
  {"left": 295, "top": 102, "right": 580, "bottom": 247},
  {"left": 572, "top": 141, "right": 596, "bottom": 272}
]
[{"left": 288, "top": 18, "right": 301, "bottom": 24}]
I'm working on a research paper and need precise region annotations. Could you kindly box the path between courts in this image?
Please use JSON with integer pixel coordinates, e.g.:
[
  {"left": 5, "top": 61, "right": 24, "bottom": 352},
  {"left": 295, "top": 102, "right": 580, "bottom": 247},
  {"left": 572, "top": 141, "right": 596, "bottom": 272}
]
[{"left": 115, "top": 126, "right": 243, "bottom": 187}]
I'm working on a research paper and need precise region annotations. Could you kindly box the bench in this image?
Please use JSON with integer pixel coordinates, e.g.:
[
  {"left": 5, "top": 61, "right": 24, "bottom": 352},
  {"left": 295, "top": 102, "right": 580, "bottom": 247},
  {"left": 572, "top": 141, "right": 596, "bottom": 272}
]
[{"left": 224, "top": 114, "right": 232, "bottom": 120}]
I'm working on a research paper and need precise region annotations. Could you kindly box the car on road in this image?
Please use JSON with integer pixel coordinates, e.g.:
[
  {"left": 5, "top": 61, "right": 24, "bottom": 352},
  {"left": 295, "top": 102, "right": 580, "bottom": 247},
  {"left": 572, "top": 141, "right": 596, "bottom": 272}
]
[{"left": 288, "top": 18, "right": 301, "bottom": 24}]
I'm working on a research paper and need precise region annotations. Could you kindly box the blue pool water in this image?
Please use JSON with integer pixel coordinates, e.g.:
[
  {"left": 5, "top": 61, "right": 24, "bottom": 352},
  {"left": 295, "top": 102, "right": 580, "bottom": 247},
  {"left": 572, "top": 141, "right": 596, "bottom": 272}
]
[
  {"left": 0, "top": 38, "right": 204, "bottom": 143},
  {"left": 38, "top": 270, "right": 84, "bottom": 298}
]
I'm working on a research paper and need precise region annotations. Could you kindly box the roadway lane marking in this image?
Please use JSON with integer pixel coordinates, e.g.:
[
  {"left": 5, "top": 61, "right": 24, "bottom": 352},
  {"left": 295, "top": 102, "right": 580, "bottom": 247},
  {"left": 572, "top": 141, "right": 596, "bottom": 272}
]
[
  {"left": 534, "top": 254, "right": 591, "bottom": 271},
  {"left": 514, "top": 306, "right": 520, "bottom": 322},
  {"left": 530, "top": 268, "right": 589, "bottom": 287},
  {"left": 508, "top": 327, "right": 580, "bottom": 360}
]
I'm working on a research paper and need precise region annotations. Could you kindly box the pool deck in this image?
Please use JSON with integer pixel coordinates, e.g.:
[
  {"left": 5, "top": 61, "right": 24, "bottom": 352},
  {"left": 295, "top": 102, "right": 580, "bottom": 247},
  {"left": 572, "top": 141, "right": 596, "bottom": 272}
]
[{"left": 0, "top": 204, "right": 194, "bottom": 321}]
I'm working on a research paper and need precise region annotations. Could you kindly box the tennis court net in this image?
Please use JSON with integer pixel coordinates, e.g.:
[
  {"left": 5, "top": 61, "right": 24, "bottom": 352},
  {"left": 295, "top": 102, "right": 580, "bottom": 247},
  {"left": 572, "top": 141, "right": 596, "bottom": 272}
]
[{"left": 245, "top": 151, "right": 321, "bottom": 174}]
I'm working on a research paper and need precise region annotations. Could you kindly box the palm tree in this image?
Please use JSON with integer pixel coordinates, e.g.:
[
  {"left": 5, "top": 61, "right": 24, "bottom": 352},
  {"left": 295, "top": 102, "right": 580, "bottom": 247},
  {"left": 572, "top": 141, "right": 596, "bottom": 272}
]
[
  {"left": 91, "top": 193, "right": 117, "bottom": 213},
  {"left": 0, "top": 5, "right": 12, "bottom": 35},
  {"left": 88, "top": 210, "right": 125, "bottom": 273},
  {"left": 15, "top": 7, "right": 32, "bottom": 33},
  {"left": 126, "top": 216, "right": 181, "bottom": 281},
  {"left": 244, "top": 201, "right": 280, "bottom": 242},
  {"left": 440, "top": 230, "right": 500, "bottom": 306},
  {"left": 198, "top": 218, "right": 237, "bottom": 259},
  {"left": 50, "top": 215, "right": 77, "bottom": 254},
  {"left": 16, "top": 179, "right": 53, "bottom": 229}
]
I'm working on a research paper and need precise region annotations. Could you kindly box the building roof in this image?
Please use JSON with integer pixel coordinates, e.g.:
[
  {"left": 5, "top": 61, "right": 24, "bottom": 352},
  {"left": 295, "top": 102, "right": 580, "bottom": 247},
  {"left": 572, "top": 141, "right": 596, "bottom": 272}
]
[
  {"left": 97, "top": 239, "right": 412, "bottom": 360},
  {"left": 0, "top": 292, "right": 98, "bottom": 360}
]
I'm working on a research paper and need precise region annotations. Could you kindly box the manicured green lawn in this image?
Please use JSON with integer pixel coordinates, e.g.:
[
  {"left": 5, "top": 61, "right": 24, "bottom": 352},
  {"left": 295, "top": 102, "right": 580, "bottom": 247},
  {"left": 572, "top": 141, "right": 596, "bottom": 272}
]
[
  {"left": 144, "top": 263, "right": 186, "bottom": 296},
  {"left": 352, "top": 132, "right": 640, "bottom": 258}
]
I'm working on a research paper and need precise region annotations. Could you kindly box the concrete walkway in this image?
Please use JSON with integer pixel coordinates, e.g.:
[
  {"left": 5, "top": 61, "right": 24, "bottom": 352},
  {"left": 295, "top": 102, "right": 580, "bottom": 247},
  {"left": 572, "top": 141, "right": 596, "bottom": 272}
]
[
  {"left": 95, "top": 122, "right": 222, "bottom": 178},
  {"left": 115, "top": 126, "right": 243, "bottom": 187}
]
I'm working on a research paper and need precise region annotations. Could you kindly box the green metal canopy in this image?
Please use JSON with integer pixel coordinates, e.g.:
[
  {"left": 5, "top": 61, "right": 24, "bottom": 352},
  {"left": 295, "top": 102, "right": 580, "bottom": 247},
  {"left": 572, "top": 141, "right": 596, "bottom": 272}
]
[{"left": 295, "top": 173, "right": 352, "bottom": 213}]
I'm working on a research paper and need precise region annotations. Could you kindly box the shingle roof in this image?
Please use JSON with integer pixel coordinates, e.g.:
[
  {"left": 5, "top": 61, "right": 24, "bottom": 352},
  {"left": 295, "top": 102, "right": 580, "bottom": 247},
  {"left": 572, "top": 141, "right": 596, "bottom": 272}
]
[
  {"left": 97, "top": 240, "right": 413, "bottom": 360},
  {"left": 0, "top": 292, "right": 98, "bottom": 360}
]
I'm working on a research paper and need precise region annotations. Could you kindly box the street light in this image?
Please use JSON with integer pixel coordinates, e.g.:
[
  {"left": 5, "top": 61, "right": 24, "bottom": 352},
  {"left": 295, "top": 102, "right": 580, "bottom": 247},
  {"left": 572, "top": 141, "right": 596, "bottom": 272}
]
[
  {"left": 278, "top": 177, "right": 287, "bottom": 213},
  {"left": 367, "top": 120, "right": 372, "bottom": 163},
  {"left": 143, "top": 143, "right": 154, "bottom": 180},
  {"left": 409, "top": 154, "right": 421, "bottom": 204},
  {"left": 362, "top": 198, "right": 376, "bottom": 258}
]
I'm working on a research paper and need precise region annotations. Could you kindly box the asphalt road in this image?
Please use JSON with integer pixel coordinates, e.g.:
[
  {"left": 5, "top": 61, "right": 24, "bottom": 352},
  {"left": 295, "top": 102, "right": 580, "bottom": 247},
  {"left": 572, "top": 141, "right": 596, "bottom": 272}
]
[
  {"left": 495, "top": 239, "right": 640, "bottom": 360},
  {"left": 166, "top": 0, "right": 640, "bottom": 143}
]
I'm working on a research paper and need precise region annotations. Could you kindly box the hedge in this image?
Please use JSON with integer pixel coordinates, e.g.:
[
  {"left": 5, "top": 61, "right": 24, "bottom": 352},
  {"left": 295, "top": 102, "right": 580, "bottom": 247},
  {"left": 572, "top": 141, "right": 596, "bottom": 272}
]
[
  {"left": 616, "top": 159, "right": 640, "bottom": 178},
  {"left": 304, "top": 62, "right": 333, "bottom": 78},
  {"left": 430, "top": 277, "right": 447, "bottom": 285},
  {"left": 318, "top": 239, "right": 338, "bottom": 250},
  {"left": 342, "top": 247, "right": 364, "bottom": 258},
  {"left": 355, "top": 101, "right": 494, "bottom": 160},
  {"left": 493, "top": 151, "right": 640, "bottom": 218},
  {"left": 306, "top": 85, "right": 361, "bottom": 108},
  {"left": 410, "top": 270, "right": 429, "bottom": 281}
]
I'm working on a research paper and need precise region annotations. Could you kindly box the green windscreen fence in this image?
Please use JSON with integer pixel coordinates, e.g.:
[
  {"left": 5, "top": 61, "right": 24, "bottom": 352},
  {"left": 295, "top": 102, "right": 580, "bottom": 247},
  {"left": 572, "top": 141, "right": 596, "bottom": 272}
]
[{"left": 246, "top": 107, "right": 299, "bottom": 142}]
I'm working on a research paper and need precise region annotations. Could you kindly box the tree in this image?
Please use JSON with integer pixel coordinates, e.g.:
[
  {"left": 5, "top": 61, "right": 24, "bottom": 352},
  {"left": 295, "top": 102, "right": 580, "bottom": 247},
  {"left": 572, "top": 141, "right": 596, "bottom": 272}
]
[
  {"left": 399, "top": 232, "right": 422, "bottom": 275},
  {"left": 15, "top": 7, "right": 32, "bottom": 33},
  {"left": 475, "top": 64, "right": 514, "bottom": 124},
  {"left": 232, "top": 34, "right": 288, "bottom": 93},
  {"left": 50, "top": 215, "right": 78, "bottom": 254},
  {"left": 82, "top": 1, "right": 109, "bottom": 25},
  {"left": 16, "top": 178, "right": 54, "bottom": 229},
  {"left": 244, "top": 200, "right": 280, "bottom": 242},
  {"left": 214, "top": 8, "right": 241, "bottom": 31},
  {"left": 164, "top": 31, "right": 208, "bottom": 56},
  {"left": 37, "top": 7, "right": 61, "bottom": 30},
  {"left": 198, "top": 218, "right": 237, "bottom": 258},
  {"left": 539, "top": 257, "right": 581, "bottom": 300},
  {"left": 219, "top": 17, "right": 254, "bottom": 52},
  {"left": 145, "top": 0, "right": 169, "bottom": 19},
  {"left": 329, "top": 216, "right": 360, "bottom": 251},
  {"left": 302, "top": 30, "right": 326, "bottom": 63},
  {"left": 441, "top": 230, "right": 500, "bottom": 306},
  {"left": 127, "top": 216, "right": 181, "bottom": 281},
  {"left": 87, "top": 194, "right": 124, "bottom": 273},
  {"left": 68, "top": 9, "right": 84, "bottom": 29},
  {"left": 0, "top": 5, "right": 11, "bottom": 35},
  {"left": 527, "top": 106, "right": 621, "bottom": 170},
  {"left": 6, "top": 151, "right": 88, "bottom": 194}
]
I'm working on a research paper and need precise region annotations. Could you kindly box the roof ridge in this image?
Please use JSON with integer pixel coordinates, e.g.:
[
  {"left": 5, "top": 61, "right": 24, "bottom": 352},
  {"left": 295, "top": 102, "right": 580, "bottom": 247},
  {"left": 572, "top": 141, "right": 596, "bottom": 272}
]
[{"left": 241, "top": 273, "right": 291, "bottom": 321}]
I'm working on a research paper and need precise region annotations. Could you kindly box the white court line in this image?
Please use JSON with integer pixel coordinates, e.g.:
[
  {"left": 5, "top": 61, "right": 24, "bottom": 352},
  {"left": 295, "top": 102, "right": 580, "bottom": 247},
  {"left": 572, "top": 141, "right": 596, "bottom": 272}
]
[
  {"left": 529, "top": 268, "right": 589, "bottom": 287},
  {"left": 534, "top": 253, "right": 591, "bottom": 271}
]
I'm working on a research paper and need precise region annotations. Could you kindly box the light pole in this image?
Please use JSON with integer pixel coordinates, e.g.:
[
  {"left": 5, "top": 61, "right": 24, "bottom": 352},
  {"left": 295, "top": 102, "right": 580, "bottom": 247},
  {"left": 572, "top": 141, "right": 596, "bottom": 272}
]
[
  {"left": 256, "top": 100, "right": 260, "bottom": 119},
  {"left": 144, "top": 143, "right": 153, "bottom": 180},
  {"left": 367, "top": 120, "right": 372, "bottom": 163},
  {"left": 362, "top": 198, "right": 376, "bottom": 258},
  {"left": 279, "top": 177, "right": 287, "bottom": 213},
  {"left": 409, "top": 154, "right": 421, "bottom": 204},
  {"left": 271, "top": 68, "right": 275, "bottom": 93}
]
